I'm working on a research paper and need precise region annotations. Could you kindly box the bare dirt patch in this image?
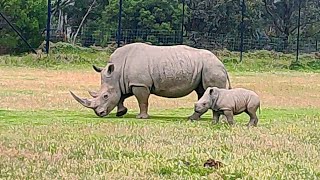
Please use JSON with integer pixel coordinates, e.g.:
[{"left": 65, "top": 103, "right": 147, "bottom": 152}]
[{"left": 1, "top": 67, "right": 320, "bottom": 110}]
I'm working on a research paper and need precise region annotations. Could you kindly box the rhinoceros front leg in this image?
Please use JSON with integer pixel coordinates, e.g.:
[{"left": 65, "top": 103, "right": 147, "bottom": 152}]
[
  {"left": 212, "top": 110, "right": 221, "bottom": 124},
  {"left": 116, "top": 94, "right": 133, "bottom": 117},
  {"left": 132, "top": 86, "right": 150, "bottom": 119}
]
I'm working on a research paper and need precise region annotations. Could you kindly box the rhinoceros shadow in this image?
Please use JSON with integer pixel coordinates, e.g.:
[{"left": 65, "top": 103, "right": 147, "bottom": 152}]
[{"left": 101, "top": 113, "right": 212, "bottom": 122}]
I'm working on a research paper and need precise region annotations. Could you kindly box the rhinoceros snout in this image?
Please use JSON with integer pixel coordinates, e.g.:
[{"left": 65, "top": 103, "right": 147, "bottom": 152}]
[
  {"left": 95, "top": 110, "right": 107, "bottom": 117},
  {"left": 194, "top": 104, "right": 201, "bottom": 112},
  {"left": 194, "top": 103, "right": 206, "bottom": 114}
]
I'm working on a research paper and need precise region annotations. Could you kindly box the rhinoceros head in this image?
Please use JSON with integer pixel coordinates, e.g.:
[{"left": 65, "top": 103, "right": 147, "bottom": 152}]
[{"left": 70, "top": 63, "right": 121, "bottom": 117}]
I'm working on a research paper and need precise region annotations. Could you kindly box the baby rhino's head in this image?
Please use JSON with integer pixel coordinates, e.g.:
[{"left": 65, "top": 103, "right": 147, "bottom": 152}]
[{"left": 194, "top": 87, "right": 218, "bottom": 114}]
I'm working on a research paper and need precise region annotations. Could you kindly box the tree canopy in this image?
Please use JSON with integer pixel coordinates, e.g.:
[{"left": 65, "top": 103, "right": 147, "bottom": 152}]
[{"left": 0, "top": 0, "right": 319, "bottom": 52}]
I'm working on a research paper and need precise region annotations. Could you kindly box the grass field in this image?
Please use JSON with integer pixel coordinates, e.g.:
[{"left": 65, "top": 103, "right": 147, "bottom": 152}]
[{"left": 1, "top": 63, "right": 320, "bottom": 179}]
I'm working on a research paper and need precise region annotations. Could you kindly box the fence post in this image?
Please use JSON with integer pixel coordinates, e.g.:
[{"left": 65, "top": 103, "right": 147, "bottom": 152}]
[
  {"left": 295, "top": 0, "right": 301, "bottom": 63},
  {"left": 46, "top": 0, "right": 52, "bottom": 54},
  {"left": 117, "top": 0, "right": 123, "bottom": 47},
  {"left": 239, "top": 0, "right": 246, "bottom": 62},
  {"left": 181, "top": 0, "right": 185, "bottom": 44}
]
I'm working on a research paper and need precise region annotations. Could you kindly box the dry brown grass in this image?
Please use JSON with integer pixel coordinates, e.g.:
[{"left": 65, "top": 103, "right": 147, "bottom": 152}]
[{"left": 1, "top": 67, "right": 320, "bottom": 111}]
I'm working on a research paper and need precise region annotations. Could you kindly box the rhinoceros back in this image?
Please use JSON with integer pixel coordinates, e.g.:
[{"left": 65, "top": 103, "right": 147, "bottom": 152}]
[{"left": 111, "top": 43, "right": 227, "bottom": 98}]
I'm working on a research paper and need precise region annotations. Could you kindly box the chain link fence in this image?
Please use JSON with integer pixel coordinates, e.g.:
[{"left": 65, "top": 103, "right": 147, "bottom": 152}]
[{"left": 44, "top": 26, "right": 319, "bottom": 54}]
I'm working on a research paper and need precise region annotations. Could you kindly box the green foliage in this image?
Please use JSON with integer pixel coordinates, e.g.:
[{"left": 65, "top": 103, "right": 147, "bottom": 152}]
[
  {"left": 0, "top": 42, "right": 111, "bottom": 69},
  {"left": 0, "top": 0, "right": 47, "bottom": 51},
  {"left": 1, "top": 0, "right": 319, "bottom": 60},
  {"left": 215, "top": 49, "right": 320, "bottom": 72},
  {"left": 1, "top": 44, "right": 320, "bottom": 71},
  {"left": 98, "top": 0, "right": 183, "bottom": 31},
  {"left": 262, "top": 0, "right": 320, "bottom": 39},
  {"left": 0, "top": 50, "right": 319, "bottom": 72},
  {"left": 185, "top": 0, "right": 241, "bottom": 35}
]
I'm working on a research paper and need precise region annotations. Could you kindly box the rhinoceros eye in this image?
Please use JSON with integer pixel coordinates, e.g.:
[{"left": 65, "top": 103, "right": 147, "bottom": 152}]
[{"left": 103, "top": 94, "right": 109, "bottom": 100}]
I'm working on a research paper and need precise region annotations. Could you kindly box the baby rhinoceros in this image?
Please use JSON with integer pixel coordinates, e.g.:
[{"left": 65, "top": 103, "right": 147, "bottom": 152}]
[{"left": 194, "top": 87, "right": 261, "bottom": 127}]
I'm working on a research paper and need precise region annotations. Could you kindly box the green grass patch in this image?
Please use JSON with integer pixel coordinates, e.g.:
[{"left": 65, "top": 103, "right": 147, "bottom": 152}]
[
  {"left": 217, "top": 49, "right": 320, "bottom": 72},
  {"left": 0, "top": 42, "right": 110, "bottom": 70},
  {"left": 1, "top": 42, "right": 319, "bottom": 72},
  {"left": 0, "top": 108, "right": 319, "bottom": 179}
]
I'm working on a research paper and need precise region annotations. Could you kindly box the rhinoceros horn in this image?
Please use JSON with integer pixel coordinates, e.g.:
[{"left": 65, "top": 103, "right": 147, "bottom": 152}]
[
  {"left": 70, "top": 91, "right": 94, "bottom": 108},
  {"left": 88, "top": 90, "right": 99, "bottom": 98},
  {"left": 92, "top": 65, "right": 103, "bottom": 73}
]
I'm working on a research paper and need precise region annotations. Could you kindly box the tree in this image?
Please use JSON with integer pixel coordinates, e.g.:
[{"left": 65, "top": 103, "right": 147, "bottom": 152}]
[
  {"left": 49, "top": 0, "right": 108, "bottom": 43},
  {"left": 0, "top": 0, "right": 47, "bottom": 52},
  {"left": 1, "top": 0, "right": 319, "bottom": 53},
  {"left": 185, "top": 0, "right": 241, "bottom": 35},
  {"left": 51, "top": 0, "right": 75, "bottom": 33},
  {"left": 71, "top": 0, "right": 97, "bottom": 45},
  {"left": 262, "top": 0, "right": 320, "bottom": 50},
  {"left": 98, "top": 0, "right": 183, "bottom": 31},
  {"left": 95, "top": 0, "right": 183, "bottom": 45}
]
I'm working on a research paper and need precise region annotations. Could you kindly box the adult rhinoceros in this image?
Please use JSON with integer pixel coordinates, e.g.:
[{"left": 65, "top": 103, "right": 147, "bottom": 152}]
[{"left": 70, "top": 42, "right": 231, "bottom": 120}]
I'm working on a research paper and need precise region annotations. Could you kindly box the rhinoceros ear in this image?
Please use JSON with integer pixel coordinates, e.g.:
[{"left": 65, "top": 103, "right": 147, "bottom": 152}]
[
  {"left": 209, "top": 87, "right": 219, "bottom": 107},
  {"left": 88, "top": 90, "right": 99, "bottom": 98},
  {"left": 106, "top": 63, "right": 115, "bottom": 75}
]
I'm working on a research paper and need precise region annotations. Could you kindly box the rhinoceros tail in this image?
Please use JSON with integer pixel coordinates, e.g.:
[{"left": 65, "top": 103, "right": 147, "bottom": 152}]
[
  {"left": 259, "top": 104, "right": 261, "bottom": 115},
  {"left": 224, "top": 68, "right": 232, "bottom": 89},
  {"left": 227, "top": 73, "right": 232, "bottom": 89}
]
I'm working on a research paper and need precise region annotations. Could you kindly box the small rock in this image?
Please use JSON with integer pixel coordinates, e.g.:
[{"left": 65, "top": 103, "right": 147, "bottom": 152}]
[
  {"left": 204, "top": 158, "right": 224, "bottom": 169},
  {"left": 178, "top": 160, "right": 190, "bottom": 166}
]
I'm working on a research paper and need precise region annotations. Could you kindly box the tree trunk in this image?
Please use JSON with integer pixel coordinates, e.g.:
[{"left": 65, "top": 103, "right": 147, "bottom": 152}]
[
  {"left": 72, "top": 0, "right": 96, "bottom": 45},
  {"left": 57, "top": 9, "right": 63, "bottom": 31},
  {"left": 283, "top": 34, "right": 289, "bottom": 53}
]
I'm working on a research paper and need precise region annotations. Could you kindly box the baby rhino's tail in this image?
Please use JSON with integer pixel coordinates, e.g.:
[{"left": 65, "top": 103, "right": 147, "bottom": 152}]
[{"left": 258, "top": 103, "right": 261, "bottom": 115}]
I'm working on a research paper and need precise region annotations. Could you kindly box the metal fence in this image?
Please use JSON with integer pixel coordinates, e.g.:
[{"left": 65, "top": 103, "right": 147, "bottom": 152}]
[
  {"left": 45, "top": 27, "right": 319, "bottom": 54},
  {"left": 1, "top": 25, "right": 319, "bottom": 56}
]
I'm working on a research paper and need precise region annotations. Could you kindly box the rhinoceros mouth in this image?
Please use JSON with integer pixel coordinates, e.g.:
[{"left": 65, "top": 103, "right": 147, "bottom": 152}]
[{"left": 95, "top": 108, "right": 108, "bottom": 117}]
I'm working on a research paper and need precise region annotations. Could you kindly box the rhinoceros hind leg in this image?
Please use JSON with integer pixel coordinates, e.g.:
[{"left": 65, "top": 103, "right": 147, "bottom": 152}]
[
  {"left": 245, "top": 109, "right": 259, "bottom": 127},
  {"left": 132, "top": 86, "right": 150, "bottom": 119}
]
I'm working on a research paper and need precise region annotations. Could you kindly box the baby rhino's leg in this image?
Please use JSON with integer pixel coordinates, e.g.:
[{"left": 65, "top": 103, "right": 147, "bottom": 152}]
[
  {"left": 212, "top": 110, "right": 221, "bottom": 124},
  {"left": 223, "top": 110, "right": 234, "bottom": 125},
  {"left": 246, "top": 106, "right": 259, "bottom": 127}
]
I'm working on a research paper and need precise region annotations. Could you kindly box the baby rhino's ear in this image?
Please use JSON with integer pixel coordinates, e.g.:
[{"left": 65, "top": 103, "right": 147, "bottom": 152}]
[
  {"left": 209, "top": 87, "right": 217, "bottom": 95},
  {"left": 209, "top": 87, "right": 219, "bottom": 99},
  {"left": 209, "top": 88, "right": 214, "bottom": 95}
]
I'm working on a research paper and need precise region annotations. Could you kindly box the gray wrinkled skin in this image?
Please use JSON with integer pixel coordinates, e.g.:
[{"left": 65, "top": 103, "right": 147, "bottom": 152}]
[
  {"left": 195, "top": 87, "right": 261, "bottom": 126},
  {"left": 70, "top": 42, "right": 232, "bottom": 119}
]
